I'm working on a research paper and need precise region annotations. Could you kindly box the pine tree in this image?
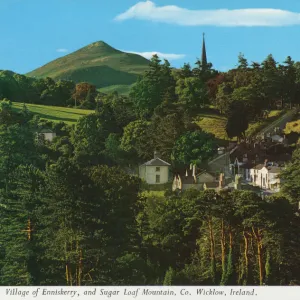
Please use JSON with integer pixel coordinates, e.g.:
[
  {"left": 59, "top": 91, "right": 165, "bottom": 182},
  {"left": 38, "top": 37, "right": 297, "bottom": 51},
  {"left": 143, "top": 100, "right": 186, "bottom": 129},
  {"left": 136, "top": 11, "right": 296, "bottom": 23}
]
[
  {"left": 0, "top": 165, "right": 44, "bottom": 285},
  {"left": 163, "top": 267, "right": 176, "bottom": 285}
]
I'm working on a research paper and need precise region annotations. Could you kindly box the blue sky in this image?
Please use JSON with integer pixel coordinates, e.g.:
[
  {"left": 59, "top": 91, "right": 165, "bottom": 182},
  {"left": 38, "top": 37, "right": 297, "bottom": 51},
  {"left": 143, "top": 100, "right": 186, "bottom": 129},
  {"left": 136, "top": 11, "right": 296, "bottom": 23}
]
[{"left": 1, "top": 0, "right": 300, "bottom": 73}]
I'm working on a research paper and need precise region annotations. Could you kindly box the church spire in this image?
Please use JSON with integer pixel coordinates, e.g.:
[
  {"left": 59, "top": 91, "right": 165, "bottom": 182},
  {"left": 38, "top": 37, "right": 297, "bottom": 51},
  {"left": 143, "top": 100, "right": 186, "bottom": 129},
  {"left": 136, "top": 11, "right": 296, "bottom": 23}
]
[{"left": 201, "top": 33, "right": 207, "bottom": 67}]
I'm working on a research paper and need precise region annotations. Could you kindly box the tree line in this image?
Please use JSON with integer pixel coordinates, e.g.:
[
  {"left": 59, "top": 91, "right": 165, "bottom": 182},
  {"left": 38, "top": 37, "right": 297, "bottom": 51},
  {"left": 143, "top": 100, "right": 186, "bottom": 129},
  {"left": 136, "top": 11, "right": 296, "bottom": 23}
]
[{"left": 2, "top": 52, "right": 300, "bottom": 141}]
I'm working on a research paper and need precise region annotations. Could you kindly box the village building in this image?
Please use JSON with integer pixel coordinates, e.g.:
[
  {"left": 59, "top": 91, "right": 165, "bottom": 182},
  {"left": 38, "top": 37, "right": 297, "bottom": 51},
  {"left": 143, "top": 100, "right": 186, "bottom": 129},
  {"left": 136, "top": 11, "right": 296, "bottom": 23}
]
[
  {"left": 203, "top": 173, "right": 226, "bottom": 191},
  {"left": 139, "top": 152, "right": 171, "bottom": 185},
  {"left": 37, "top": 128, "right": 57, "bottom": 142},
  {"left": 271, "top": 134, "right": 284, "bottom": 143},
  {"left": 172, "top": 164, "right": 217, "bottom": 191},
  {"left": 249, "top": 163, "right": 282, "bottom": 191},
  {"left": 228, "top": 140, "right": 290, "bottom": 192},
  {"left": 172, "top": 165, "right": 226, "bottom": 192}
]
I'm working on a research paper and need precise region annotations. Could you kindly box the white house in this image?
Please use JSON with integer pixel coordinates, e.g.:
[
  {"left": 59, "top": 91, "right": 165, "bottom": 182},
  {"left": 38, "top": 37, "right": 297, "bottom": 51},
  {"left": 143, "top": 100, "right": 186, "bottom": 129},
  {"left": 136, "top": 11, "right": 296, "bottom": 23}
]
[
  {"left": 139, "top": 152, "right": 171, "bottom": 185},
  {"left": 249, "top": 164, "right": 282, "bottom": 191},
  {"left": 37, "top": 129, "right": 57, "bottom": 142}
]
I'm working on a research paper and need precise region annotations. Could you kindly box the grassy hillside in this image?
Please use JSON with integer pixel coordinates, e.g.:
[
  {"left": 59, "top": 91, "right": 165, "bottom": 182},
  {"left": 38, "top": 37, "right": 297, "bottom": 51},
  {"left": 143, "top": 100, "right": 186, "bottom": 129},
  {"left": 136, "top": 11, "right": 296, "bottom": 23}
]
[
  {"left": 196, "top": 109, "right": 283, "bottom": 144},
  {"left": 246, "top": 110, "right": 283, "bottom": 136},
  {"left": 98, "top": 84, "right": 134, "bottom": 96},
  {"left": 196, "top": 110, "right": 229, "bottom": 143},
  {"left": 27, "top": 41, "right": 149, "bottom": 93},
  {"left": 284, "top": 118, "right": 300, "bottom": 134},
  {"left": 12, "top": 102, "right": 93, "bottom": 125}
]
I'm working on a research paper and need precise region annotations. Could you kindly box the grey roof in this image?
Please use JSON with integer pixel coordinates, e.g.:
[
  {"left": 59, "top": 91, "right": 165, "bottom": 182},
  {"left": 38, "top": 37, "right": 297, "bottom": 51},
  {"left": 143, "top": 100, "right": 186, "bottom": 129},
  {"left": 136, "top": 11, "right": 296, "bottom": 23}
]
[
  {"left": 142, "top": 157, "right": 171, "bottom": 167},
  {"left": 271, "top": 134, "right": 283, "bottom": 139},
  {"left": 196, "top": 170, "right": 215, "bottom": 178},
  {"left": 175, "top": 169, "right": 196, "bottom": 184},
  {"left": 253, "top": 164, "right": 265, "bottom": 170},
  {"left": 39, "top": 128, "right": 54, "bottom": 133},
  {"left": 268, "top": 166, "right": 282, "bottom": 174}
]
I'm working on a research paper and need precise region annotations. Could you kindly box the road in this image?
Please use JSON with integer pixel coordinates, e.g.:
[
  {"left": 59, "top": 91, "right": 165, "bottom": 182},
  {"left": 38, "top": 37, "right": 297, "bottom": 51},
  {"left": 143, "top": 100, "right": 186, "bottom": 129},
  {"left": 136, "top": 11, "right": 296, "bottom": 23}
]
[{"left": 256, "top": 109, "right": 297, "bottom": 139}]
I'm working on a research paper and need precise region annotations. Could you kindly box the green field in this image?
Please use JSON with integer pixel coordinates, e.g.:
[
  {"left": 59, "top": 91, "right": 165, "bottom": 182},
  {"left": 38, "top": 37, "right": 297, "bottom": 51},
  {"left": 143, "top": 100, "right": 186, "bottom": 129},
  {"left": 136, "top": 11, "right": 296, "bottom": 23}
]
[
  {"left": 27, "top": 41, "right": 148, "bottom": 92},
  {"left": 196, "top": 109, "right": 283, "bottom": 143},
  {"left": 196, "top": 110, "right": 229, "bottom": 142},
  {"left": 284, "top": 118, "right": 300, "bottom": 134},
  {"left": 12, "top": 102, "right": 93, "bottom": 125}
]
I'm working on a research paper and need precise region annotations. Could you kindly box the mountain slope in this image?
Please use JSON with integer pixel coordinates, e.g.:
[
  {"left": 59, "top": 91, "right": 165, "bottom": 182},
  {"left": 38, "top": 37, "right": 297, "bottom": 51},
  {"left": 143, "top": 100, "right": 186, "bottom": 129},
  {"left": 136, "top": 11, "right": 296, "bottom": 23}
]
[{"left": 27, "top": 41, "right": 149, "bottom": 92}]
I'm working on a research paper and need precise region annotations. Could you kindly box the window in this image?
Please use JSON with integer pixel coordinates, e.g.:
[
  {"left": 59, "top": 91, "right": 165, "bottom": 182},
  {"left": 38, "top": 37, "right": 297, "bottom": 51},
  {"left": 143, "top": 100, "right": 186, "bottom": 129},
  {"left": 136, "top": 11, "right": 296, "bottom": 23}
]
[
  {"left": 156, "top": 175, "right": 160, "bottom": 183},
  {"left": 156, "top": 167, "right": 160, "bottom": 172}
]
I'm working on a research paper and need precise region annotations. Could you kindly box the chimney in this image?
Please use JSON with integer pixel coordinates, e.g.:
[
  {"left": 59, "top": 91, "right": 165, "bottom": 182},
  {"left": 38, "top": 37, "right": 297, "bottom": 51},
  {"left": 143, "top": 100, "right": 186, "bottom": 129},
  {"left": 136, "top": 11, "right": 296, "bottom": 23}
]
[
  {"left": 154, "top": 150, "right": 159, "bottom": 159},
  {"left": 219, "top": 173, "right": 225, "bottom": 189},
  {"left": 192, "top": 164, "right": 196, "bottom": 182},
  {"left": 234, "top": 174, "right": 242, "bottom": 190},
  {"left": 264, "top": 159, "right": 268, "bottom": 167}
]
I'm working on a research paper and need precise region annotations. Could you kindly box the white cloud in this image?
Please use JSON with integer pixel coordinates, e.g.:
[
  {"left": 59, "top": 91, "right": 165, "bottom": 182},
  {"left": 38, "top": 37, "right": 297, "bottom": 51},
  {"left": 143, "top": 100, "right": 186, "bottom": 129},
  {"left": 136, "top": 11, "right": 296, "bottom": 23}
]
[
  {"left": 56, "top": 48, "right": 69, "bottom": 53},
  {"left": 125, "top": 50, "right": 185, "bottom": 60},
  {"left": 115, "top": 1, "right": 300, "bottom": 27}
]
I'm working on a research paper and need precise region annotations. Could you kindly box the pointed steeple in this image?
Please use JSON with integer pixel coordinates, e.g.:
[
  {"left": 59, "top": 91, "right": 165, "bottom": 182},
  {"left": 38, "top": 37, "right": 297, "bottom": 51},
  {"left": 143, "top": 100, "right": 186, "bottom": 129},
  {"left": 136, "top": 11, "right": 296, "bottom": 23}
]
[{"left": 201, "top": 33, "right": 207, "bottom": 67}]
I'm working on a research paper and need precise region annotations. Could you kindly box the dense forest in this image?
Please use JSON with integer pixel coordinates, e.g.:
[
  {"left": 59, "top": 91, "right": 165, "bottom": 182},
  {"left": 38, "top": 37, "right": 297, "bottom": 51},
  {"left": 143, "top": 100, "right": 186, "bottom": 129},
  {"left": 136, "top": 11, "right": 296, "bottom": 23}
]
[{"left": 0, "top": 53, "right": 300, "bottom": 286}]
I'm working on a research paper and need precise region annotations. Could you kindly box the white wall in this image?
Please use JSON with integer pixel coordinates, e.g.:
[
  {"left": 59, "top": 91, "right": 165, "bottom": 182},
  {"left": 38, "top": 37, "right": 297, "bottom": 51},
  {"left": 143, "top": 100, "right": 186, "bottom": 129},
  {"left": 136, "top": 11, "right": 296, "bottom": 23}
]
[
  {"left": 43, "top": 132, "right": 56, "bottom": 142},
  {"left": 141, "top": 166, "right": 169, "bottom": 185},
  {"left": 139, "top": 165, "right": 146, "bottom": 181},
  {"left": 250, "top": 167, "right": 280, "bottom": 190}
]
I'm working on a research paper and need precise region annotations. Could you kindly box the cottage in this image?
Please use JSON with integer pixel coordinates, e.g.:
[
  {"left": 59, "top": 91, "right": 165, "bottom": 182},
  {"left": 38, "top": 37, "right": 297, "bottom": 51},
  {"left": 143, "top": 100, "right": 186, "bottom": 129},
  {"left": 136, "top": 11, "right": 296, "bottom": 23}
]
[
  {"left": 139, "top": 152, "right": 171, "bottom": 185},
  {"left": 197, "top": 170, "right": 216, "bottom": 184},
  {"left": 172, "top": 168, "right": 198, "bottom": 191},
  {"left": 172, "top": 166, "right": 216, "bottom": 191},
  {"left": 37, "top": 128, "right": 56, "bottom": 142}
]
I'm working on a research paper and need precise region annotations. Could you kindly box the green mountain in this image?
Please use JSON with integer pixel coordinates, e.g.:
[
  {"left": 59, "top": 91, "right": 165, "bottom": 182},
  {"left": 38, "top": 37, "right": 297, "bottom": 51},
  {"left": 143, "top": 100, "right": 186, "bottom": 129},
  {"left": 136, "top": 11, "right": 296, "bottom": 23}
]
[{"left": 27, "top": 41, "right": 150, "bottom": 94}]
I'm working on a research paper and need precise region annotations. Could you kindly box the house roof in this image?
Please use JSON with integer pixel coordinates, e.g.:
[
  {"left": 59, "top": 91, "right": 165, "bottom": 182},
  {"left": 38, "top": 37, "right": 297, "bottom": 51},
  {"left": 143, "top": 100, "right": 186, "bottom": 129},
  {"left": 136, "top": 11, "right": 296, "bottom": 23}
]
[
  {"left": 271, "top": 134, "right": 283, "bottom": 140},
  {"left": 39, "top": 128, "right": 54, "bottom": 133},
  {"left": 253, "top": 164, "right": 265, "bottom": 170},
  {"left": 230, "top": 142, "right": 266, "bottom": 164},
  {"left": 196, "top": 170, "right": 216, "bottom": 178},
  {"left": 174, "top": 169, "right": 196, "bottom": 184},
  {"left": 240, "top": 162, "right": 255, "bottom": 169},
  {"left": 267, "top": 153, "right": 291, "bottom": 164},
  {"left": 268, "top": 166, "right": 282, "bottom": 174},
  {"left": 180, "top": 175, "right": 196, "bottom": 185},
  {"left": 142, "top": 157, "right": 171, "bottom": 167}
]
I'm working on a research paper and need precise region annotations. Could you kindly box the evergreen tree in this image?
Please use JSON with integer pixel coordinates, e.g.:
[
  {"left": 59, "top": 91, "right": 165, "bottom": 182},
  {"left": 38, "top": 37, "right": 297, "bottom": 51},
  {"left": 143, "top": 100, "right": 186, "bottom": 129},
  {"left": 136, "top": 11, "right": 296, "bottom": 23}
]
[{"left": 163, "top": 267, "right": 176, "bottom": 285}]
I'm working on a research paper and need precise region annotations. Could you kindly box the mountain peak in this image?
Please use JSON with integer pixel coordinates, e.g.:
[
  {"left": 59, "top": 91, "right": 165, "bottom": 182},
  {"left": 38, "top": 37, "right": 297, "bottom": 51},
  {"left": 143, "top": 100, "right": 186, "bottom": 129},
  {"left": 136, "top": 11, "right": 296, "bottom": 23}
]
[
  {"left": 27, "top": 40, "right": 149, "bottom": 94},
  {"left": 80, "top": 41, "right": 120, "bottom": 54}
]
